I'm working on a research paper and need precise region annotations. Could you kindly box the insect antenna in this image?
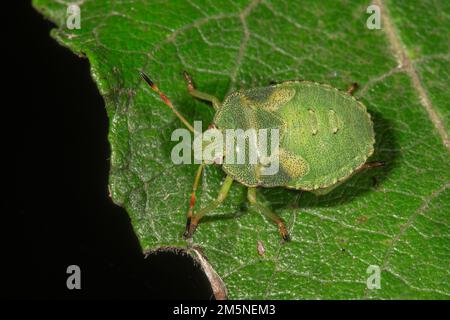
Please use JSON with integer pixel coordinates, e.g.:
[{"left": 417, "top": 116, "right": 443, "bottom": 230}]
[{"left": 140, "top": 71, "right": 194, "bottom": 133}]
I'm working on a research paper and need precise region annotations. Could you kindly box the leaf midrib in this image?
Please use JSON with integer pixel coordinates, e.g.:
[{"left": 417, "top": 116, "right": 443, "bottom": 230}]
[{"left": 374, "top": 0, "right": 450, "bottom": 150}]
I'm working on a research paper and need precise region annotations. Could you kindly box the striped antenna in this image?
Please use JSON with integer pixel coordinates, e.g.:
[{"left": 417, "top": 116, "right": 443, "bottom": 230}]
[{"left": 140, "top": 71, "right": 194, "bottom": 133}]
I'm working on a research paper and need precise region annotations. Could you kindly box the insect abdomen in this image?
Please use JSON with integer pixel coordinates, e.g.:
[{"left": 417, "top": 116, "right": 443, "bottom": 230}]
[{"left": 276, "top": 81, "right": 375, "bottom": 190}]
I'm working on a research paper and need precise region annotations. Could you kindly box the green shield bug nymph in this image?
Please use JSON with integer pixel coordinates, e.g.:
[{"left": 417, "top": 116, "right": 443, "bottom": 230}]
[{"left": 140, "top": 71, "right": 383, "bottom": 241}]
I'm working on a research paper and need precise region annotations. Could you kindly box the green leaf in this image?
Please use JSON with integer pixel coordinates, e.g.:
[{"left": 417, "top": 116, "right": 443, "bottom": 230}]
[{"left": 33, "top": 0, "right": 450, "bottom": 299}]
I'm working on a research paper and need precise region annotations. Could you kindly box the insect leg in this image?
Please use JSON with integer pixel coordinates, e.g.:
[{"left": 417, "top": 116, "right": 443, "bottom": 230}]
[
  {"left": 140, "top": 71, "right": 195, "bottom": 133},
  {"left": 183, "top": 175, "right": 234, "bottom": 239},
  {"left": 353, "top": 160, "right": 385, "bottom": 180},
  {"left": 247, "top": 188, "right": 290, "bottom": 241},
  {"left": 185, "top": 163, "right": 205, "bottom": 236},
  {"left": 359, "top": 160, "right": 385, "bottom": 171},
  {"left": 346, "top": 82, "right": 359, "bottom": 95},
  {"left": 183, "top": 71, "right": 221, "bottom": 110}
]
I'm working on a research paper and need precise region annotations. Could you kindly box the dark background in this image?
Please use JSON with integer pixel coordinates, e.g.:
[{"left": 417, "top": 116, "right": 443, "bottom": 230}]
[{"left": 11, "top": 1, "right": 213, "bottom": 299}]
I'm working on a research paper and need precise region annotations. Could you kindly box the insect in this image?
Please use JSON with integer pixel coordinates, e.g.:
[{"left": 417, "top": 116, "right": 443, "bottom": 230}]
[{"left": 140, "top": 71, "right": 383, "bottom": 241}]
